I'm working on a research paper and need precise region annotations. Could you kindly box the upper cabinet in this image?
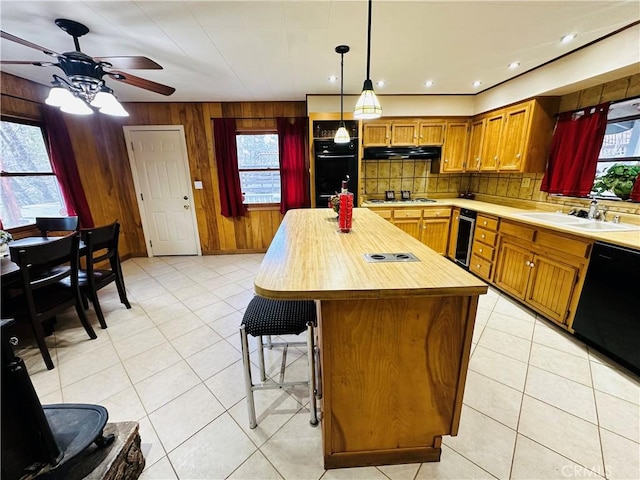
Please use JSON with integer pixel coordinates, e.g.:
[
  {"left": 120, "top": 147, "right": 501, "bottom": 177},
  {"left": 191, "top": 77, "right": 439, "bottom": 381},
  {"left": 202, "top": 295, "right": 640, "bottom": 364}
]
[
  {"left": 440, "top": 121, "right": 470, "bottom": 173},
  {"left": 362, "top": 119, "right": 446, "bottom": 147},
  {"left": 470, "top": 97, "right": 559, "bottom": 174}
]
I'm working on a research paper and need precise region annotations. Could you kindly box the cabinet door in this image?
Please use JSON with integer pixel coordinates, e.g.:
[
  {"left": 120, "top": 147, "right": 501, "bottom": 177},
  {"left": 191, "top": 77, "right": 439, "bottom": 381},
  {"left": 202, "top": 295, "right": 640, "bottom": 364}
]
[
  {"left": 466, "top": 118, "right": 484, "bottom": 172},
  {"left": 493, "top": 241, "right": 532, "bottom": 299},
  {"left": 393, "top": 219, "right": 422, "bottom": 239},
  {"left": 421, "top": 217, "right": 451, "bottom": 255},
  {"left": 441, "top": 122, "right": 469, "bottom": 173},
  {"left": 526, "top": 254, "right": 578, "bottom": 325},
  {"left": 363, "top": 123, "right": 391, "bottom": 146},
  {"left": 447, "top": 208, "right": 460, "bottom": 259},
  {"left": 418, "top": 122, "right": 445, "bottom": 145},
  {"left": 499, "top": 104, "right": 531, "bottom": 171},
  {"left": 391, "top": 122, "right": 418, "bottom": 146},
  {"left": 480, "top": 113, "right": 504, "bottom": 172}
]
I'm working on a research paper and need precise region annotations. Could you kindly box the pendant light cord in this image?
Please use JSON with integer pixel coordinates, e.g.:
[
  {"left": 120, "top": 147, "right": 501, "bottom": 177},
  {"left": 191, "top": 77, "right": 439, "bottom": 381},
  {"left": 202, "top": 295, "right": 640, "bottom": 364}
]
[
  {"left": 366, "top": 0, "right": 372, "bottom": 80},
  {"left": 340, "top": 52, "right": 344, "bottom": 121}
]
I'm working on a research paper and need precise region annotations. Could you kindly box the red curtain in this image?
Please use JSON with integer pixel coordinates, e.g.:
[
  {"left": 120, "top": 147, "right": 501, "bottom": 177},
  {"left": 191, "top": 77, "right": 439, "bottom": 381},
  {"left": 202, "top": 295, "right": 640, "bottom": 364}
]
[
  {"left": 42, "top": 106, "right": 94, "bottom": 228},
  {"left": 213, "top": 118, "right": 246, "bottom": 218},
  {"left": 277, "top": 117, "right": 310, "bottom": 214},
  {"left": 630, "top": 174, "right": 640, "bottom": 202},
  {"left": 541, "top": 103, "right": 610, "bottom": 197}
]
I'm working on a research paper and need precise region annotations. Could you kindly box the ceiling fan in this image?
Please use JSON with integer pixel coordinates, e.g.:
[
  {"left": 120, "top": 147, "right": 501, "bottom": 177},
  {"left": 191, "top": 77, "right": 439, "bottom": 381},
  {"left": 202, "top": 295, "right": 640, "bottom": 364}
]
[{"left": 0, "top": 18, "right": 175, "bottom": 115}]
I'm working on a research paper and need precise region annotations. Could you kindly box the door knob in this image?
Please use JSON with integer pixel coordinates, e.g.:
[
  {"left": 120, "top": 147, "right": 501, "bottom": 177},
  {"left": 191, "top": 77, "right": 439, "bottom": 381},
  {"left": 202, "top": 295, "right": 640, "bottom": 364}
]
[{"left": 184, "top": 205, "right": 190, "bottom": 209}]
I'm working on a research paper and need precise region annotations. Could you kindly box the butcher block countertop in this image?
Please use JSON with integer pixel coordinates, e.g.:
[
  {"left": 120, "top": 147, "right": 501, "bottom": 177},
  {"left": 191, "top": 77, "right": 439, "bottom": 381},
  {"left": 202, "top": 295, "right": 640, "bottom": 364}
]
[
  {"left": 361, "top": 198, "right": 640, "bottom": 250},
  {"left": 254, "top": 208, "right": 487, "bottom": 300}
]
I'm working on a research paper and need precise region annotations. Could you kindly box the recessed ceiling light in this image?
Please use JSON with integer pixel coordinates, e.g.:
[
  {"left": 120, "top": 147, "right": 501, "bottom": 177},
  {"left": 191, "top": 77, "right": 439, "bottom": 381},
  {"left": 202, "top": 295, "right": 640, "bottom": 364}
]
[
  {"left": 328, "top": 75, "right": 337, "bottom": 82},
  {"left": 508, "top": 62, "right": 520, "bottom": 69},
  {"left": 561, "top": 33, "right": 577, "bottom": 44},
  {"left": 376, "top": 80, "right": 385, "bottom": 87},
  {"left": 425, "top": 80, "right": 434, "bottom": 87},
  {"left": 472, "top": 81, "right": 482, "bottom": 87}
]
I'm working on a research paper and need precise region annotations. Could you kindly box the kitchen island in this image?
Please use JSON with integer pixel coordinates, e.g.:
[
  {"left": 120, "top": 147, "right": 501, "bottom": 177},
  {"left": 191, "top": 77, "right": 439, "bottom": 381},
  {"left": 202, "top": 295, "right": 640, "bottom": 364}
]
[{"left": 254, "top": 208, "right": 487, "bottom": 469}]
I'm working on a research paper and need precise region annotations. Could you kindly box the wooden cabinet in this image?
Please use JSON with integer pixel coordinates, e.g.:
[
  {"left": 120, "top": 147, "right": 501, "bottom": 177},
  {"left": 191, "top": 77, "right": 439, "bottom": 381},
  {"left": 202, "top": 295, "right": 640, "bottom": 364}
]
[
  {"left": 447, "top": 207, "right": 460, "bottom": 259},
  {"left": 479, "top": 113, "right": 503, "bottom": 172},
  {"left": 493, "top": 220, "right": 591, "bottom": 326},
  {"left": 362, "top": 122, "right": 391, "bottom": 146},
  {"left": 499, "top": 103, "right": 532, "bottom": 171},
  {"left": 418, "top": 121, "right": 445, "bottom": 145},
  {"left": 469, "top": 214, "right": 499, "bottom": 281},
  {"left": 391, "top": 209, "right": 422, "bottom": 239},
  {"left": 470, "top": 97, "right": 559, "bottom": 173},
  {"left": 390, "top": 121, "right": 419, "bottom": 146},
  {"left": 420, "top": 207, "right": 451, "bottom": 255},
  {"left": 440, "top": 121, "right": 470, "bottom": 173},
  {"left": 466, "top": 118, "right": 484, "bottom": 172}
]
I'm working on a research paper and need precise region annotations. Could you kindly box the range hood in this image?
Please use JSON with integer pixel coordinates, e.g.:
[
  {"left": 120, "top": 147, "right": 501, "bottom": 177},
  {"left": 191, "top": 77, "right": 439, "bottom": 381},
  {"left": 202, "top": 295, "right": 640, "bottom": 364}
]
[{"left": 363, "top": 145, "right": 441, "bottom": 160}]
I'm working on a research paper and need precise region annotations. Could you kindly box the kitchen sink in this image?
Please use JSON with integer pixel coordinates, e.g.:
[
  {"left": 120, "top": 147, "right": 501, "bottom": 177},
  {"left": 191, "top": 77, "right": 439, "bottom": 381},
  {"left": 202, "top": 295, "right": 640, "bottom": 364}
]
[{"left": 515, "top": 212, "right": 640, "bottom": 232}]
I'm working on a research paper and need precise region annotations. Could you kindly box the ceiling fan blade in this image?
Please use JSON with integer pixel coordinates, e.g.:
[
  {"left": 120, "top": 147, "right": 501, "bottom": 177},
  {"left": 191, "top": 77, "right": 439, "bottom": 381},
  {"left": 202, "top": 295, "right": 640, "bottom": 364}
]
[
  {"left": 106, "top": 70, "right": 175, "bottom": 96},
  {"left": 0, "top": 60, "right": 55, "bottom": 66},
  {"left": 94, "top": 56, "right": 163, "bottom": 70},
  {"left": 1, "top": 31, "right": 59, "bottom": 57}
]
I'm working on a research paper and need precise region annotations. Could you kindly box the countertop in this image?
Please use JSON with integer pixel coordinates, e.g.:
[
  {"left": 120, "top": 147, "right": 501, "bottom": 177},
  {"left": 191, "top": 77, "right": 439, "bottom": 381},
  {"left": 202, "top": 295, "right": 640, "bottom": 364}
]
[
  {"left": 361, "top": 198, "right": 640, "bottom": 250},
  {"left": 253, "top": 208, "right": 487, "bottom": 300}
]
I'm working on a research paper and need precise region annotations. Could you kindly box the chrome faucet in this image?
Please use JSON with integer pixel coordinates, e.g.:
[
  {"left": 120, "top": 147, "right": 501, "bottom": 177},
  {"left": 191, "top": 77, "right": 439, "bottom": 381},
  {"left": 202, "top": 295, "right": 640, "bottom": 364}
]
[{"left": 588, "top": 199, "right": 599, "bottom": 220}]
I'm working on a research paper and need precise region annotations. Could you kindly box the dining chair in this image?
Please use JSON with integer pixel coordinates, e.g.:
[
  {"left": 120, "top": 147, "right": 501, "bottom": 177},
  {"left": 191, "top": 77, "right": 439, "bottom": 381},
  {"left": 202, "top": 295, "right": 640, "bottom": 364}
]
[
  {"left": 239, "top": 296, "right": 318, "bottom": 429},
  {"left": 5, "top": 233, "right": 97, "bottom": 370},
  {"left": 35, "top": 216, "right": 79, "bottom": 238},
  {"left": 76, "top": 221, "right": 131, "bottom": 329}
]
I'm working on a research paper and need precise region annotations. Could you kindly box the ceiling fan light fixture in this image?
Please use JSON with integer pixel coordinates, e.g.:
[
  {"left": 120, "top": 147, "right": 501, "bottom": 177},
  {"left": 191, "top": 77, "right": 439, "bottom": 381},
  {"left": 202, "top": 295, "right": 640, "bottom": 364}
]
[
  {"left": 354, "top": 0, "right": 381, "bottom": 120},
  {"left": 59, "top": 94, "right": 94, "bottom": 115},
  {"left": 100, "top": 102, "right": 129, "bottom": 117},
  {"left": 45, "top": 85, "right": 75, "bottom": 107},
  {"left": 90, "top": 89, "right": 118, "bottom": 108}
]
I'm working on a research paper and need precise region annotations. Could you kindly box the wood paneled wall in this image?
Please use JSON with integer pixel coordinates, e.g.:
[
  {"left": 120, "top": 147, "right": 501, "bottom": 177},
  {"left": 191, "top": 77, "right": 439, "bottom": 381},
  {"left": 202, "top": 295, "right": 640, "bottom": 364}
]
[{"left": 1, "top": 72, "right": 306, "bottom": 257}]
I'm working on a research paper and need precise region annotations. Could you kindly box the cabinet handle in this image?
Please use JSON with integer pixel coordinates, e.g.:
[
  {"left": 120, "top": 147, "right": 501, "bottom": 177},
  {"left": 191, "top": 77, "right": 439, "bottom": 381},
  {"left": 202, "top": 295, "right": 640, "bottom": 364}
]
[
  {"left": 481, "top": 234, "right": 486, "bottom": 239},
  {"left": 525, "top": 261, "right": 531, "bottom": 266},
  {"left": 479, "top": 248, "right": 483, "bottom": 253},
  {"left": 530, "top": 262, "right": 535, "bottom": 268},
  {"left": 516, "top": 153, "right": 521, "bottom": 158},
  {"left": 476, "top": 264, "right": 481, "bottom": 268},
  {"left": 444, "top": 159, "right": 449, "bottom": 163},
  {"left": 494, "top": 156, "right": 498, "bottom": 160},
  {"left": 483, "top": 221, "right": 487, "bottom": 226}
]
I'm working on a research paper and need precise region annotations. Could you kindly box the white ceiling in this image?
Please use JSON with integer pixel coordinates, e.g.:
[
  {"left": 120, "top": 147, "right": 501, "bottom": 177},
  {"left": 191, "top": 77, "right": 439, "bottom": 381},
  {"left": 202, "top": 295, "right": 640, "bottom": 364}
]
[{"left": 0, "top": 1, "right": 638, "bottom": 103}]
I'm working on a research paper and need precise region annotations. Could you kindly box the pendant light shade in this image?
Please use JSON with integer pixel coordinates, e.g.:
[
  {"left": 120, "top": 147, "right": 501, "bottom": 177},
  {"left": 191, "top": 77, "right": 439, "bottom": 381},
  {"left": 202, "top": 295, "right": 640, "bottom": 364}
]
[
  {"left": 334, "top": 45, "right": 351, "bottom": 144},
  {"left": 354, "top": 0, "right": 382, "bottom": 119}
]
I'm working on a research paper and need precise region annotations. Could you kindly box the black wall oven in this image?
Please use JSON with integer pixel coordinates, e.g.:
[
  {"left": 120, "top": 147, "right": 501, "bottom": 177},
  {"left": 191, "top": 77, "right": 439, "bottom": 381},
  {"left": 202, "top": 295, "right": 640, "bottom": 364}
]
[
  {"left": 454, "top": 208, "right": 477, "bottom": 268},
  {"left": 314, "top": 139, "right": 358, "bottom": 207}
]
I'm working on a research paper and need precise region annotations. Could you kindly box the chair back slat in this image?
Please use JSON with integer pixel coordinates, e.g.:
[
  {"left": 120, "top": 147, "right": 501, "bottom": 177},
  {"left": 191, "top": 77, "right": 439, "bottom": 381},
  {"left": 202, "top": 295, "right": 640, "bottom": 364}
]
[{"left": 35, "top": 217, "right": 79, "bottom": 238}]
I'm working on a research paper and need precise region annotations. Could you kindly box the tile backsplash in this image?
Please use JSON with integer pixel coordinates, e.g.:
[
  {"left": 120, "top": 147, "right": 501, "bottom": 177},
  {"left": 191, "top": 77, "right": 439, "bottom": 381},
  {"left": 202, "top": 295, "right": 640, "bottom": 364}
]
[{"left": 361, "top": 161, "right": 640, "bottom": 217}]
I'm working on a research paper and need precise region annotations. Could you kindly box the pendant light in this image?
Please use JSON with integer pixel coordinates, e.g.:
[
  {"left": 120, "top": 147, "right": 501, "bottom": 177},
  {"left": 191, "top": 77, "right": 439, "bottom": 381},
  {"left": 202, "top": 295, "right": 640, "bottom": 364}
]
[
  {"left": 354, "top": 0, "right": 382, "bottom": 119},
  {"left": 334, "top": 45, "right": 351, "bottom": 144}
]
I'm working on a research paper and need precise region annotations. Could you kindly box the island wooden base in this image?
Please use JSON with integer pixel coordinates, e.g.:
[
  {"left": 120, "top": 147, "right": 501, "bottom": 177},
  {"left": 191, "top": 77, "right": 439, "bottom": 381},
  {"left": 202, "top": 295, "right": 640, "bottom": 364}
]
[
  {"left": 324, "top": 441, "right": 442, "bottom": 469},
  {"left": 318, "top": 295, "right": 476, "bottom": 469}
]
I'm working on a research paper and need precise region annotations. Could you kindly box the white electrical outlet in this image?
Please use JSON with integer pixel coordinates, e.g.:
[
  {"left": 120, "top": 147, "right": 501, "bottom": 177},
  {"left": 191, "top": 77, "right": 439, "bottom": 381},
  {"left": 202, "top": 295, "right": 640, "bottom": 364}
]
[{"left": 521, "top": 177, "right": 531, "bottom": 188}]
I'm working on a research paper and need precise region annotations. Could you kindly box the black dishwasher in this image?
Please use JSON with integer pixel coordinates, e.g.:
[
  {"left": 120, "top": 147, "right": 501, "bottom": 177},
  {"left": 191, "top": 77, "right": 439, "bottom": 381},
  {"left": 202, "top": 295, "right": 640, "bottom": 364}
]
[{"left": 572, "top": 242, "right": 640, "bottom": 374}]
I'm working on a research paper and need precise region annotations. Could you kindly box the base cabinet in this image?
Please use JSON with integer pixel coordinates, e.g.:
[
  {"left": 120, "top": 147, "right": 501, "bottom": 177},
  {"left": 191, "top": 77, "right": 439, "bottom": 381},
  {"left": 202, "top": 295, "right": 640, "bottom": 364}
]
[
  {"left": 493, "top": 221, "right": 590, "bottom": 326},
  {"left": 421, "top": 208, "right": 451, "bottom": 254}
]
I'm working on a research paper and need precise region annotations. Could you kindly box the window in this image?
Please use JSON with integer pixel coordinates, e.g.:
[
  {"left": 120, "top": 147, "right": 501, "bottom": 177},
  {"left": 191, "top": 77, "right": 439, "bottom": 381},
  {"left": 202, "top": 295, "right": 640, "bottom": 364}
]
[
  {"left": 236, "top": 133, "right": 281, "bottom": 204},
  {"left": 592, "top": 98, "right": 640, "bottom": 198},
  {"left": 0, "top": 119, "right": 67, "bottom": 228}
]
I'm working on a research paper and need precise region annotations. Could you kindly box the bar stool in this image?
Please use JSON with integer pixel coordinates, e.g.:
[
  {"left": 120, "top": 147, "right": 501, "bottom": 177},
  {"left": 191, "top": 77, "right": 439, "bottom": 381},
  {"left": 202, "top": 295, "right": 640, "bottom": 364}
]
[{"left": 239, "top": 296, "right": 318, "bottom": 429}]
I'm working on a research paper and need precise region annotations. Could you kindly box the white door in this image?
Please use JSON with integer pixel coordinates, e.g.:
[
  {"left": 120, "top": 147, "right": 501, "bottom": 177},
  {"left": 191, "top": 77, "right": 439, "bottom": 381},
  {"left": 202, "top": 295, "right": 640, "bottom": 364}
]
[{"left": 124, "top": 126, "right": 200, "bottom": 256}]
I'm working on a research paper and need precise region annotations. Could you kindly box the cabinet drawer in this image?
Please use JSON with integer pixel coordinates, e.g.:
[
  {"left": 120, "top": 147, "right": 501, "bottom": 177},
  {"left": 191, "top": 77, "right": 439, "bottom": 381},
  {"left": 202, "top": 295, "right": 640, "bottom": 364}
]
[
  {"left": 470, "top": 254, "right": 492, "bottom": 279},
  {"left": 500, "top": 220, "right": 536, "bottom": 242},
  {"left": 475, "top": 228, "right": 498, "bottom": 246},
  {"left": 393, "top": 209, "right": 422, "bottom": 219},
  {"left": 422, "top": 208, "right": 451, "bottom": 218},
  {"left": 372, "top": 209, "right": 392, "bottom": 220},
  {"left": 472, "top": 241, "right": 495, "bottom": 261},
  {"left": 535, "top": 230, "right": 592, "bottom": 259},
  {"left": 476, "top": 214, "right": 499, "bottom": 231}
]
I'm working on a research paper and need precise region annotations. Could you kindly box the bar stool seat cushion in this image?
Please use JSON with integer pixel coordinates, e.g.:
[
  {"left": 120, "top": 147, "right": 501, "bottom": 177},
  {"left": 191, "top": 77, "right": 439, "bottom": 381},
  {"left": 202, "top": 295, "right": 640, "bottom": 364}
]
[{"left": 242, "top": 297, "right": 316, "bottom": 337}]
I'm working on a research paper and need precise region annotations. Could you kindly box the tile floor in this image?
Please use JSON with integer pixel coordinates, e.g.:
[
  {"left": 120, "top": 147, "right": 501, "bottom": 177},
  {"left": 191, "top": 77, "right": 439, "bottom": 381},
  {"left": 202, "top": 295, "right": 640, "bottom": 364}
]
[{"left": 15, "top": 254, "right": 640, "bottom": 480}]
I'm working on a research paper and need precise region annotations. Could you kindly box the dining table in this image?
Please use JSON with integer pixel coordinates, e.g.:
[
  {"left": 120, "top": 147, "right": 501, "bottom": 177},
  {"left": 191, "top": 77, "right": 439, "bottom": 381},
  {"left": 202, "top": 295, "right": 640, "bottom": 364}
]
[{"left": 1, "top": 236, "right": 86, "bottom": 283}]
